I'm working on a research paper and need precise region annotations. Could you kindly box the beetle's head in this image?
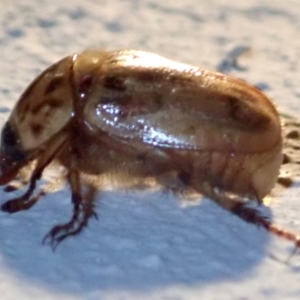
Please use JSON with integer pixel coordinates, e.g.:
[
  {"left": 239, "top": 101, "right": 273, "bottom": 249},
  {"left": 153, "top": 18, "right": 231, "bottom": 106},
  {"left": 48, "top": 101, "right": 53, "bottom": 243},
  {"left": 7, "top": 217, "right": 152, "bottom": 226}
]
[
  {"left": 0, "top": 56, "right": 74, "bottom": 184},
  {"left": 0, "top": 122, "right": 31, "bottom": 185}
]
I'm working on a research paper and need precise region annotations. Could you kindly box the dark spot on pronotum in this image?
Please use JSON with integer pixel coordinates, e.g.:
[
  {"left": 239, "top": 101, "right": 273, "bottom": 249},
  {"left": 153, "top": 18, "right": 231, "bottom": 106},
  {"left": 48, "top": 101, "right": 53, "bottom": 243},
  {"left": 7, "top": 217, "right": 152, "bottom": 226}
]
[
  {"left": 30, "top": 123, "right": 44, "bottom": 137},
  {"left": 46, "top": 98, "right": 62, "bottom": 109},
  {"left": 286, "top": 130, "right": 300, "bottom": 140},
  {"left": 44, "top": 76, "right": 64, "bottom": 95},
  {"left": 103, "top": 75, "right": 126, "bottom": 91},
  {"left": 31, "top": 103, "right": 44, "bottom": 114}
]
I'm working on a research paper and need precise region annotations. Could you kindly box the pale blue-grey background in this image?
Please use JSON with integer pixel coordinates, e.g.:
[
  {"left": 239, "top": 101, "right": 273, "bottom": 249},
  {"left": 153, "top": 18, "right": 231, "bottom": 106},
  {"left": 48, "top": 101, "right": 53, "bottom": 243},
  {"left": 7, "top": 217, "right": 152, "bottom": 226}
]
[{"left": 0, "top": 1, "right": 300, "bottom": 299}]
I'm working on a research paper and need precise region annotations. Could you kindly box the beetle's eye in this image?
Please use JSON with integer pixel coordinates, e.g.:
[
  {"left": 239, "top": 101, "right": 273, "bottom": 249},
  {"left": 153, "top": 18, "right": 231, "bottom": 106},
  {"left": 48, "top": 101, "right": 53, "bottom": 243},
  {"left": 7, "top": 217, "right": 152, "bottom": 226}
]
[{"left": 0, "top": 122, "right": 26, "bottom": 162}]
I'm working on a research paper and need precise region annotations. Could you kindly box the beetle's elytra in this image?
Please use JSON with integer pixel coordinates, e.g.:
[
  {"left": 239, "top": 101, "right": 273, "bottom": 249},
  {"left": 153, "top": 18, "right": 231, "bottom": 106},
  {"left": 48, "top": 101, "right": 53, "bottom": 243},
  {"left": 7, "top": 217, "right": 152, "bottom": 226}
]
[{"left": 0, "top": 49, "right": 297, "bottom": 249}]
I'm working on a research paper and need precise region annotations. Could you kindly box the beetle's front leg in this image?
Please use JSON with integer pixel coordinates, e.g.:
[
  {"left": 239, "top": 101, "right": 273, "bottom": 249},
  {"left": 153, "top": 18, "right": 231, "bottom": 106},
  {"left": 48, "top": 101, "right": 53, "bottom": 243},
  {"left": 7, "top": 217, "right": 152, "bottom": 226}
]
[
  {"left": 1, "top": 133, "right": 67, "bottom": 213},
  {"left": 0, "top": 157, "right": 50, "bottom": 213},
  {"left": 43, "top": 170, "right": 98, "bottom": 250},
  {"left": 1, "top": 171, "right": 44, "bottom": 213}
]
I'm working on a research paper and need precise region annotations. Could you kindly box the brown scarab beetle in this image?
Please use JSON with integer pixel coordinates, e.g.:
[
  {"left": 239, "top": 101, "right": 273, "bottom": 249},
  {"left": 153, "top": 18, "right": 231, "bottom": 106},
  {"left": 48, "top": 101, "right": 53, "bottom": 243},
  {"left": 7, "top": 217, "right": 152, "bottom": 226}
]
[{"left": 0, "top": 50, "right": 296, "bottom": 249}]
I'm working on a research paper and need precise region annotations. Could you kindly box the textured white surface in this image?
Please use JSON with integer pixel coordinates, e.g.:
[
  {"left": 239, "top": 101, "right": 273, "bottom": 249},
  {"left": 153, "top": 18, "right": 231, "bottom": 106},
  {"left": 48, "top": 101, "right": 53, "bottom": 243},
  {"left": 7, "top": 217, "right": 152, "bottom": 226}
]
[{"left": 1, "top": 1, "right": 300, "bottom": 299}]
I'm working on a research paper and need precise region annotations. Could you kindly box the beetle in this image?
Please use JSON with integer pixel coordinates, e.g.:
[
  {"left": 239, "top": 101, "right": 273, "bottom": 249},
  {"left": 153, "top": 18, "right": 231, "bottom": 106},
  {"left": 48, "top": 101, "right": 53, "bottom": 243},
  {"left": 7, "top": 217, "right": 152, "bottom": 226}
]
[{"left": 0, "top": 49, "right": 298, "bottom": 249}]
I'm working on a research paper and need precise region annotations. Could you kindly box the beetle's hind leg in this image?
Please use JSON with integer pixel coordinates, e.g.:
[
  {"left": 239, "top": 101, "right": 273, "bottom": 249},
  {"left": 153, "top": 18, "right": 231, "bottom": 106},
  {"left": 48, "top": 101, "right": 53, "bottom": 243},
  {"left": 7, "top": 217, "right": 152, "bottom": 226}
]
[
  {"left": 231, "top": 202, "right": 299, "bottom": 243},
  {"left": 207, "top": 186, "right": 300, "bottom": 251},
  {"left": 43, "top": 170, "right": 98, "bottom": 250}
]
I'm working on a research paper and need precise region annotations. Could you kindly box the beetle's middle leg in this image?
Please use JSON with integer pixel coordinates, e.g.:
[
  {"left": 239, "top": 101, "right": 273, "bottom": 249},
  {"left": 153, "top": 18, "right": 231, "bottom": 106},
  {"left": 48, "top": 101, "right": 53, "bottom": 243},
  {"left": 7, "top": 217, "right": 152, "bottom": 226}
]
[{"left": 43, "top": 170, "right": 98, "bottom": 249}]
